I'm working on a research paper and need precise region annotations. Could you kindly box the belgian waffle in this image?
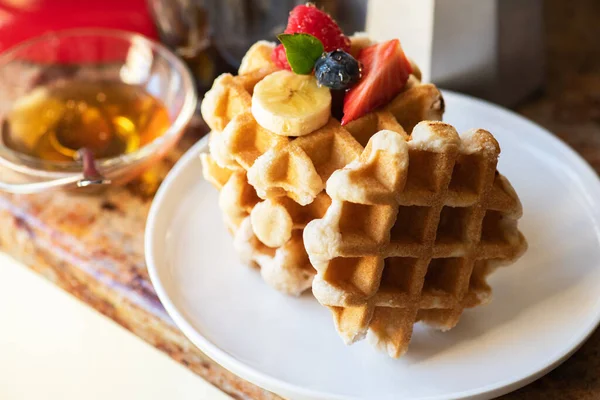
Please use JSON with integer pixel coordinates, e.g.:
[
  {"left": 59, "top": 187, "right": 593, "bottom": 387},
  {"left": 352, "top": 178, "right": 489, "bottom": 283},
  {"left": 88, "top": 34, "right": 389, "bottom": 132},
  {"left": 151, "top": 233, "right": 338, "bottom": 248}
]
[
  {"left": 250, "top": 193, "right": 331, "bottom": 248},
  {"left": 218, "top": 169, "right": 259, "bottom": 232},
  {"left": 304, "top": 122, "right": 527, "bottom": 357},
  {"left": 200, "top": 153, "right": 232, "bottom": 190}
]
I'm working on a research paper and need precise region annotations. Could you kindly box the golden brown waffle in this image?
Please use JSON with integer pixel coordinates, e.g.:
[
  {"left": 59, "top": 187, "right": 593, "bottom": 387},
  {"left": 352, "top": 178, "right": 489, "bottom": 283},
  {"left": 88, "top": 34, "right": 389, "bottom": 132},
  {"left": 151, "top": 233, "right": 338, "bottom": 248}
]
[
  {"left": 200, "top": 42, "right": 279, "bottom": 170},
  {"left": 204, "top": 81, "right": 442, "bottom": 205},
  {"left": 200, "top": 38, "right": 444, "bottom": 206},
  {"left": 218, "top": 168, "right": 260, "bottom": 232},
  {"left": 201, "top": 40, "right": 277, "bottom": 134},
  {"left": 219, "top": 111, "right": 290, "bottom": 170},
  {"left": 202, "top": 152, "right": 331, "bottom": 241},
  {"left": 201, "top": 68, "right": 274, "bottom": 133},
  {"left": 247, "top": 118, "right": 363, "bottom": 205},
  {"left": 234, "top": 217, "right": 315, "bottom": 295},
  {"left": 201, "top": 153, "right": 317, "bottom": 295},
  {"left": 304, "top": 122, "right": 527, "bottom": 358},
  {"left": 200, "top": 153, "right": 232, "bottom": 190},
  {"left": 250, "top": 192, "right": 331, "bottom": 248}
]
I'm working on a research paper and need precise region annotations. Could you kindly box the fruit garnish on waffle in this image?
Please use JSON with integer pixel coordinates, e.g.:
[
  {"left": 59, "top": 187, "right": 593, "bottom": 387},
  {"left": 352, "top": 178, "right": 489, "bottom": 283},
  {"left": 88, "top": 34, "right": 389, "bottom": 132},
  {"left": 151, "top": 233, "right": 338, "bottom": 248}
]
[{"left": 198, "top": 2, "right": 526, "bottom": 356}]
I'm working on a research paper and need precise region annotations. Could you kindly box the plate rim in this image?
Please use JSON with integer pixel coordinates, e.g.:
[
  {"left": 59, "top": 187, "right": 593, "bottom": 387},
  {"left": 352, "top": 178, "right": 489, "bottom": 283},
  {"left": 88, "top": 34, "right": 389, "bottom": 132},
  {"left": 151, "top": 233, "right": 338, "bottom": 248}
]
[{"left": 145, "top": 90, "right": 600, "bottom": 400}]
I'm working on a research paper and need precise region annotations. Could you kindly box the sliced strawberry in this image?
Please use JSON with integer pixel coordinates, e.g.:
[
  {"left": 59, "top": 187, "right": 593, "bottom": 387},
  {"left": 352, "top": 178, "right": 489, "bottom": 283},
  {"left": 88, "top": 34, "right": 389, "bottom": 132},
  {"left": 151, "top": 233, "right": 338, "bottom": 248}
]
[
  {"left": 341, "top": 39, "right": 412, "bottom": 125},
  {"left": 273, "top": 4, "right": 350, "bottom": 70}
]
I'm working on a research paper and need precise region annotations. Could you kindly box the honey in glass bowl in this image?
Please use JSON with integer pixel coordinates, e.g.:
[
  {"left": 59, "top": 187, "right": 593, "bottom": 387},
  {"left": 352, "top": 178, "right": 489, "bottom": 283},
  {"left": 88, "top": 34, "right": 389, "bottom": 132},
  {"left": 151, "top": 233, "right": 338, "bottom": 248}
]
[{"left": 3, "top": 80, "right": 171, "bottom": 162}]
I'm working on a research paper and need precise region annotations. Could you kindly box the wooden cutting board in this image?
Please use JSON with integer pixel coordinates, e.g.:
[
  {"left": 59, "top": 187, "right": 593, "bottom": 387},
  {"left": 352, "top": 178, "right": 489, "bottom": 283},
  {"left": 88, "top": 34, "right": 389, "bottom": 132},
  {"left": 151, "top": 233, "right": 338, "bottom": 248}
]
[{"left": 0, "top": 1, "right": 599, "bottom": 398}]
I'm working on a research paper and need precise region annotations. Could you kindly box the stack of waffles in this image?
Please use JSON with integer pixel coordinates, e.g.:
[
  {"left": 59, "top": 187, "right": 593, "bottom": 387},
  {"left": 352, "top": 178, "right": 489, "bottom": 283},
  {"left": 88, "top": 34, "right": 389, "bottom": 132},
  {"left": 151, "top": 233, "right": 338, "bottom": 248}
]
[{"left": 199, "top": 37, "right": 526, "bottom": 356}]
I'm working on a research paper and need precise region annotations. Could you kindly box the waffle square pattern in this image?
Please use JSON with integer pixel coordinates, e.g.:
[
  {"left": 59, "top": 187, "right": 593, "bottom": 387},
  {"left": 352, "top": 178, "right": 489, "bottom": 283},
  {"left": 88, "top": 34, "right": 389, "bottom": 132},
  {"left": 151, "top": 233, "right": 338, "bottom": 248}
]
[{"left": 304, "top": 122, "right": 527, "bottom": 357}]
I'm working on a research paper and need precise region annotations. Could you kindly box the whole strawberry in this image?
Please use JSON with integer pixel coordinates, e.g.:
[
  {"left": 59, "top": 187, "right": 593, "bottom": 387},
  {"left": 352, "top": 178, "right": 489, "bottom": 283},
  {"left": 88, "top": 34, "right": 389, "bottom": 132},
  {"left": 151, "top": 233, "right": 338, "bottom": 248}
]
[{"left": 272, "top": 4, "right": 351, "bottom": 70}]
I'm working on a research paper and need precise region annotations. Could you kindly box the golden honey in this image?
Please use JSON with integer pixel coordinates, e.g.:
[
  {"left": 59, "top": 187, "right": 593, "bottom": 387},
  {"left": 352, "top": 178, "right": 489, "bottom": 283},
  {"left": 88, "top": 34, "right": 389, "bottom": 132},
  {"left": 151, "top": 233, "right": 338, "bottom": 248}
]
[{"left": 3, "top": 81, "right": 170, "bottom": 162}]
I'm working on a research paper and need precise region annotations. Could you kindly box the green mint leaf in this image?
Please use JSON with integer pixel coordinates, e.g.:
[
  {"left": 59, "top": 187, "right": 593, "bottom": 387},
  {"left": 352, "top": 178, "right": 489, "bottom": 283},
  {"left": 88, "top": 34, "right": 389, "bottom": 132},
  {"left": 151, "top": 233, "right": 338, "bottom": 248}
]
[{"left": 277, "top": 33, "right": 324, "bottom": 74}]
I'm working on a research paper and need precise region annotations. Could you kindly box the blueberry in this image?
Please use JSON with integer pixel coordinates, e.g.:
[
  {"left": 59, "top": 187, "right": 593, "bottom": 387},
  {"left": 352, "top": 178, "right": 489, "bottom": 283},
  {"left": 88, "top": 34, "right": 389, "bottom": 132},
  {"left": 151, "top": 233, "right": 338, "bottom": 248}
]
[{"left": 314, "top": 50, "right": 361, "bottom": 90}]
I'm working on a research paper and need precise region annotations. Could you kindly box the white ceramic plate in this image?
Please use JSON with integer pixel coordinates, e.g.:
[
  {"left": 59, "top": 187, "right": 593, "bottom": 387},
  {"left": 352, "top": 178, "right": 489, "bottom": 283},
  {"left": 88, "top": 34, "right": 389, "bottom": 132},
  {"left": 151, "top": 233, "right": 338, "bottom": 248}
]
[{"left": 146, "top": 92, "right": 600, "bottom": 400}]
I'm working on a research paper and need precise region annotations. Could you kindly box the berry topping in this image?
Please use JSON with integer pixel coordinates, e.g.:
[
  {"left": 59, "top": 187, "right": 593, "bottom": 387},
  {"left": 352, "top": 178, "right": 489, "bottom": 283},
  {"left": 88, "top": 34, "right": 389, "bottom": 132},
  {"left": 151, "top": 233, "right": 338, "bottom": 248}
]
[
  {"left": 314, "top": 50, "right": 361, "bottom": 90},
  {"left": 272, "top": 4, "right": 351, "bottom": 70},
  {"left": 341, "top": 39, "right": 412, "bottom": 125}
]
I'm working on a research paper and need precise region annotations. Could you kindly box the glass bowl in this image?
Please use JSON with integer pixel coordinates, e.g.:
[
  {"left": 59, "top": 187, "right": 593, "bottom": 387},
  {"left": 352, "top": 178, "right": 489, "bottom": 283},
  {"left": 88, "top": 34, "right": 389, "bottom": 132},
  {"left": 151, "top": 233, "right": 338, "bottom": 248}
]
[{"left": 0, "top": 29, "right": 197, "bottom": 194}]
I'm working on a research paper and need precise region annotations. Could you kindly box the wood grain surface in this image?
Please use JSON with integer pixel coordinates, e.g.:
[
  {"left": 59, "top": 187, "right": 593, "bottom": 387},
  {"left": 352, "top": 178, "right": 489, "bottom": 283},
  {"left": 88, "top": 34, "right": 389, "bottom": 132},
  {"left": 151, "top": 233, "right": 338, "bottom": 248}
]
[{"left": 0, "top": 1, "right": 598, "bottom": 399}]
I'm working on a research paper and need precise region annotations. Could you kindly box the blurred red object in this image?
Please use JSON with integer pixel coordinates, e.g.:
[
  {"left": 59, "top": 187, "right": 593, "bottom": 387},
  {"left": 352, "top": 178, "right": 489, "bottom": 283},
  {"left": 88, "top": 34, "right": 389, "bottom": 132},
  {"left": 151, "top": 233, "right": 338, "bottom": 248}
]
[{"left": 0, "top": 0, "right": 158, "bottom": 53}]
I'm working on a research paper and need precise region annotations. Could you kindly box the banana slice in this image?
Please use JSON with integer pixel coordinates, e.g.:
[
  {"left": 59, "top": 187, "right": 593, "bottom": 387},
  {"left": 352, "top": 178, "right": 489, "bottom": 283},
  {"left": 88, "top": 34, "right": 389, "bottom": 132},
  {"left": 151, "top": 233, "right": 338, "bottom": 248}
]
[
  {"left": 251, "top": 70, "right": 331, "bottom": 137},
  {"left": 250, "top": 199, "right": 293, "bottom": 248}
]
